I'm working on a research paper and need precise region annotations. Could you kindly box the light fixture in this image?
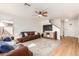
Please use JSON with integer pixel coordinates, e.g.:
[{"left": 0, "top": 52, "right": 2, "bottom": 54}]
[
  {"left": 0, "top": 22, "right": 5, "bottom": 27},
  {"left": 65, "top": 19, "right": 69, "bottom": 22}
]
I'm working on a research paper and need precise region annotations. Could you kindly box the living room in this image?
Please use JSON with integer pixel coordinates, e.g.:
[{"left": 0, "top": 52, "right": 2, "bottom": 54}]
[
  {"left": 0, "top": 3, "right": 61, "bottom": 56},
  {"left": 0, "top": 2, "right": 79, "bottom": 57}
]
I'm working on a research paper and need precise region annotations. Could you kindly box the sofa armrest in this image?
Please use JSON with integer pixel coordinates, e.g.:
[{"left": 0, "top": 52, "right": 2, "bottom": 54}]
[{"left": 3, "top": 46, "right": 33, "bottom": 56}]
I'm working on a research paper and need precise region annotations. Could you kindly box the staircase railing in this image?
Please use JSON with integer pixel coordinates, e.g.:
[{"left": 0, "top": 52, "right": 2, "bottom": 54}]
[{"left": 52, "top": 23, "right": 61, "bottom": 30}]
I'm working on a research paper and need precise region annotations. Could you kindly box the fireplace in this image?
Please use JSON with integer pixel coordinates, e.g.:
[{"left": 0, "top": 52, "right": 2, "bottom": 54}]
[
  {"left": 43, "top": 31, "right": 57, "bottom": 39},
  {"left": 46, "top": 33, "right": 50, "bottom": 37}
]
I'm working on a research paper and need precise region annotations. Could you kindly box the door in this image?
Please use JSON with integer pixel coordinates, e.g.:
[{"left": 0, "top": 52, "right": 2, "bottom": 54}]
[{"left": 64, "top": 19, "right": 77, "bottom": 37}]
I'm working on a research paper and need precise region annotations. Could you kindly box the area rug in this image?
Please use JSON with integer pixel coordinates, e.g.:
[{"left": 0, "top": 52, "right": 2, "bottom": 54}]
[{"left": 22, "top": 38, "right": 60, "bottom": 56}]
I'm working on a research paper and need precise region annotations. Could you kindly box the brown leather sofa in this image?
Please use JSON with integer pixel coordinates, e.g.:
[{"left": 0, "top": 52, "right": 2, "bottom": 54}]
[
  {"left": 0, "top": 46, "right": 33, "bottom": 56},
  {"left": 17, "top": 31, "right": 40, "bottom": 43}
]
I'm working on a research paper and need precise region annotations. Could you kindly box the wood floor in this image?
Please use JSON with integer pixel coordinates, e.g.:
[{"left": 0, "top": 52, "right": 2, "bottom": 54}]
[{"left": 50, "top": 36, "right": 79, "bottom": 56}]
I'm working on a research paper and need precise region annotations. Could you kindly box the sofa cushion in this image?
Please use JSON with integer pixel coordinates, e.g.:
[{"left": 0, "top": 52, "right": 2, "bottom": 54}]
[
  {"left": 24, "top": 33, "right": 28, "bottom": 36},
  {"left": 35, "top": 32, "right": 38, "bottom": 35},
  {"left": 26, "top": 32, "right": 35, "bottom": 35}
]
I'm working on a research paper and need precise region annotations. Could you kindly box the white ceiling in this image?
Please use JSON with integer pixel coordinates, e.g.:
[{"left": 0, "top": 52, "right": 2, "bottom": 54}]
[
  {"left": 31, "top": 3, "right": 79, "bottom": 19},
  {"left": 0, "top": 3, "right": 79, "bottom": 20}
]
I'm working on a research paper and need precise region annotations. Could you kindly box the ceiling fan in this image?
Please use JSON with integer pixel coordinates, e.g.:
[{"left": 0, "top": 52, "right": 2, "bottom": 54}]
[
  {"left": 24, "top": 3, "right": 48, "bottom": 17},
  {"left": 35, "top": 10, "right": 48, "bottom": 17}
]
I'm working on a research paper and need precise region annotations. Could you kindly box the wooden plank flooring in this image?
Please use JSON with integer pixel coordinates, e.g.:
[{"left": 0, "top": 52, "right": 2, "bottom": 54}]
[{"left": 50, "top": 36, "right": 79, "bottom": 56}]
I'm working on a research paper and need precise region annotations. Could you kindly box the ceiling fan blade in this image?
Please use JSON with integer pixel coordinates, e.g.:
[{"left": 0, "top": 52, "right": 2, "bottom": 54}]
[
  {"left": 24, "top": 3, "right": 31, "bottom": 7},
  {"left": 43, "top": 11, "right": 48, "bottom": 14},
  {"left": 42, "top": 14, "right": 48, "bottom": 17}
]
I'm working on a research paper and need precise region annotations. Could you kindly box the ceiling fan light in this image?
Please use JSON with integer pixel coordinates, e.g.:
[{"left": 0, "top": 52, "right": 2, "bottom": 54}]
[{"left": 38, "top": 14, "right": 42, "bottom": 17}]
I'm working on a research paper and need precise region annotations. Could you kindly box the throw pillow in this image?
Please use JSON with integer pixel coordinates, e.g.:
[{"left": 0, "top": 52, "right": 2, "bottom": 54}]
[
  {"left": 35, "top": 32, "right": 38, "bottom": 35},
  {"left": 3, "top": 37, "right": 12, "bottom": 42},
  {"left": 0, "top": 44, "right": 14, "bottom": 53},
  {"left": 24, "top": 33, "right": 28, "bottom": 36}
]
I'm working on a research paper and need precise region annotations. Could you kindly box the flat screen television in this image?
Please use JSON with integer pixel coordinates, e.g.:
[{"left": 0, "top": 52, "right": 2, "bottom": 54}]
[{"left": 43, "top": 25, "right": 52, "bottom": 32}]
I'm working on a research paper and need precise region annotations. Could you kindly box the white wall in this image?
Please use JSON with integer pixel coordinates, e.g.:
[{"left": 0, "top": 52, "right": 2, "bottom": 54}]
[
  {"left": 64, "top": 19, "right": 78, "bottom": 38},
  {"left": 0, "top": 4, "right": 41, "bottom": 36},
  {"left": 77, "top": 19, "right": 79, "bottom": 38},
  {"left": 0, "top": 14, "right": 41, "bottom": 36}
]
